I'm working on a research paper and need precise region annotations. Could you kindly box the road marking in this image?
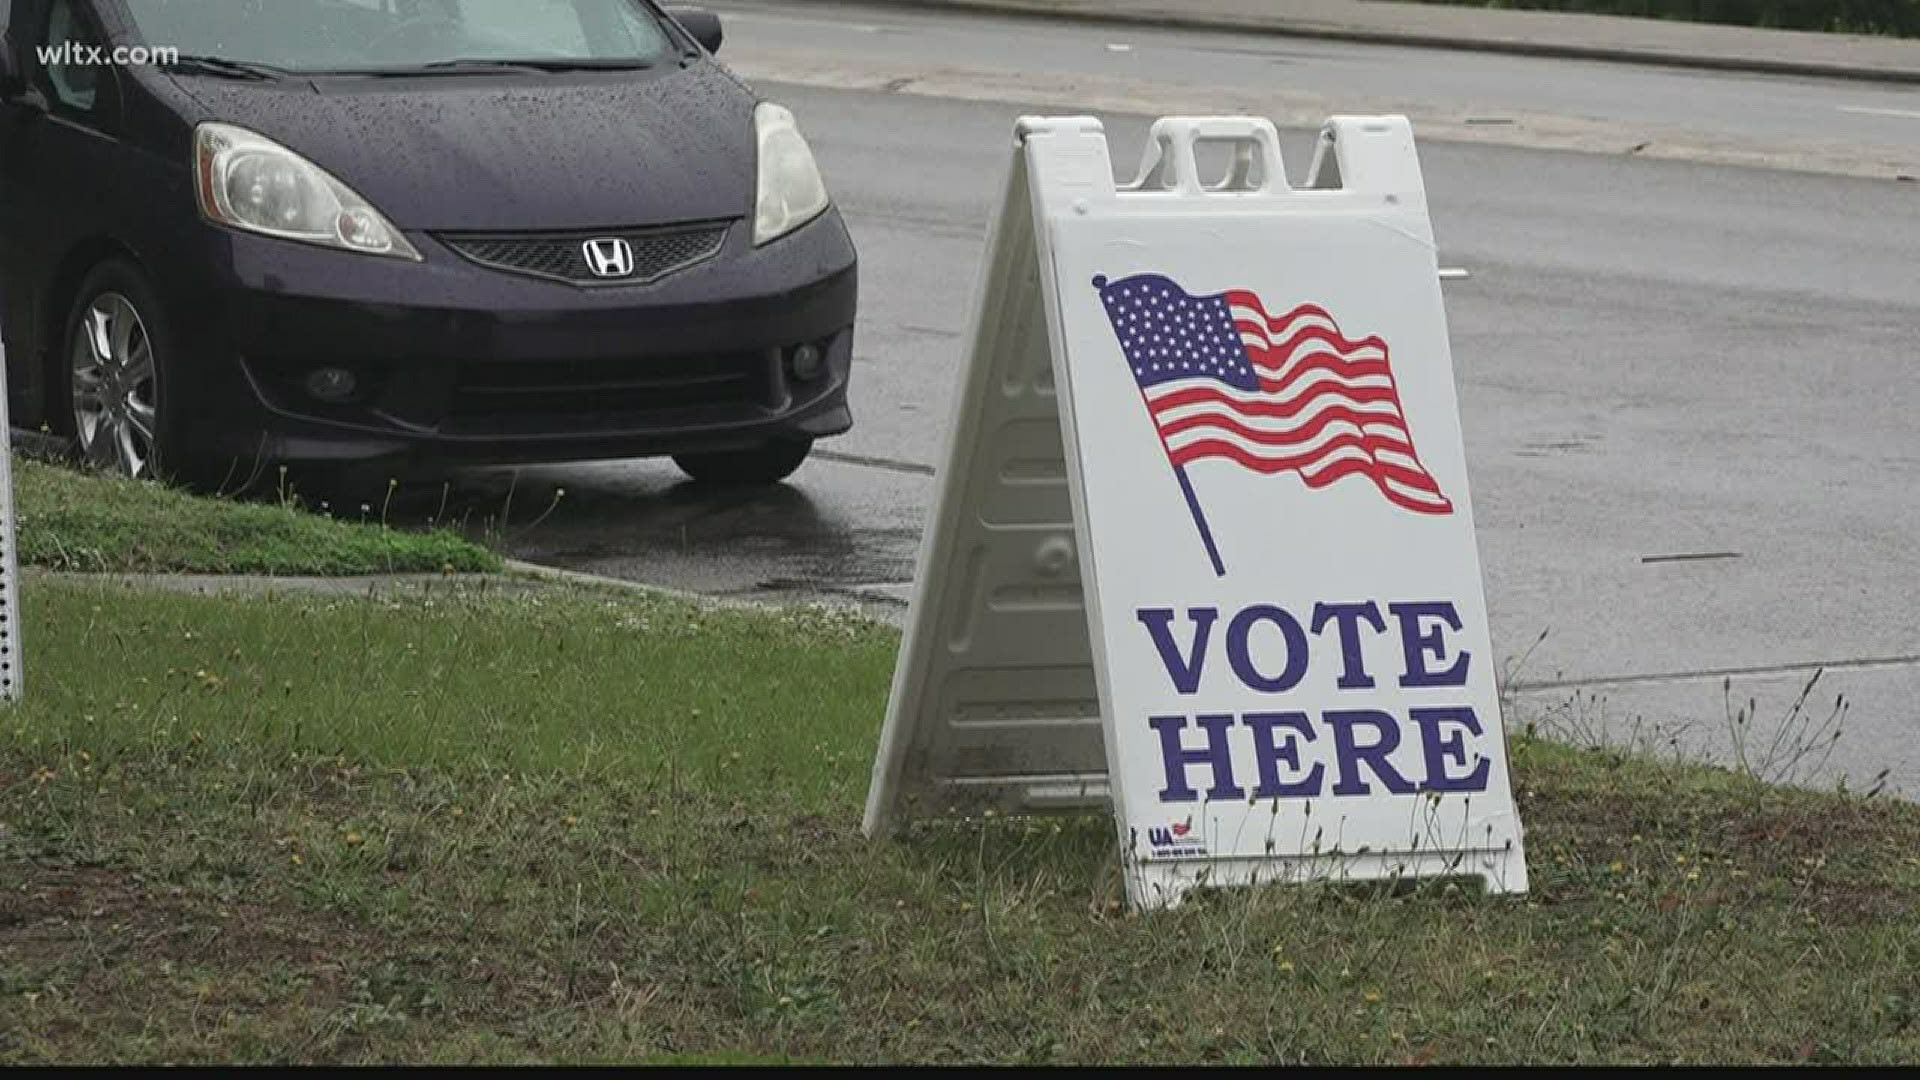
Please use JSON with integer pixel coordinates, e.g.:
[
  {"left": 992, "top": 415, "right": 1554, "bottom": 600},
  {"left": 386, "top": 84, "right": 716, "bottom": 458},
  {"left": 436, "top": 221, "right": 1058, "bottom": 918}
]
[
  {"left": 900, "top": 322, "right": 961, "bottom": 339},
  {"left": 1838, "top": 105, "right": 1920, "bottom": 120},
  {"left": 715, "top": 7, "right": 863, "bottom": 30},
  {"left": 815, "top": 449, "right": 936, "bottom": 476},
  {"left": 1640, "top": 550, "right": 1741, "bottom": 563}
]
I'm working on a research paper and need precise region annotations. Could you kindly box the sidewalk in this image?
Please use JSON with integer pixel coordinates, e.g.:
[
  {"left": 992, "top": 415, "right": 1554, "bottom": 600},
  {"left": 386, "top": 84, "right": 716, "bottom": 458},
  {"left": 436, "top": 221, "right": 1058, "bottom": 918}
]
[
  {"left": 27, "top": 559, "right": 891, "bottom": 616},
  {"left": 811, "top": 0, "right": 1920, "bottom": 83}
]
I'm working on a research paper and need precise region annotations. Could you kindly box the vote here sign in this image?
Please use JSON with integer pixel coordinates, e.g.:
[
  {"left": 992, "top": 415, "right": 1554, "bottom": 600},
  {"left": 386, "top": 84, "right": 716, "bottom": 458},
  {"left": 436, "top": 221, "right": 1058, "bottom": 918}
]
[
  {"left": 1038, "top": 117, "right": 1527, "bottom": 906},
  {"left": 864, "top": 115, "right": 1525, "bottom": 911}
]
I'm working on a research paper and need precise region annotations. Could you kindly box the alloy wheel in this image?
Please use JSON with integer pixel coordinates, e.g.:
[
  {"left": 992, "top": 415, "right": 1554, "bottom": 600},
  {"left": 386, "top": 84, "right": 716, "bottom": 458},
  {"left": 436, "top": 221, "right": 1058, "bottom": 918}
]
[{"left": 69, "top": 292, "right": 158, "bottom": 478}]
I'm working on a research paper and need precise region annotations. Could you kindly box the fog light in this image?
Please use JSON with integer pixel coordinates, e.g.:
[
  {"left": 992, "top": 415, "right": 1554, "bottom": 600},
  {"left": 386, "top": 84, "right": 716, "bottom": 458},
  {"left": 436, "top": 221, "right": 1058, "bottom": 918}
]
[
  {"left": 304, "top": 367, "right": 358, "bottom": 402},
  {"left": 789, "top": 343, "right": 823, "bottom": 381}
]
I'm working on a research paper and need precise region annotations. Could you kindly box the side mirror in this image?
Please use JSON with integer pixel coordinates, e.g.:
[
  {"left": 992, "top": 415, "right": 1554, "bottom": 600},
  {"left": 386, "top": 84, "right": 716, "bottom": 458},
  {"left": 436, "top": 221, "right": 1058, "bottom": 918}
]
[{"left": 666, "top": 6, "right": 723, "bottom": 56}]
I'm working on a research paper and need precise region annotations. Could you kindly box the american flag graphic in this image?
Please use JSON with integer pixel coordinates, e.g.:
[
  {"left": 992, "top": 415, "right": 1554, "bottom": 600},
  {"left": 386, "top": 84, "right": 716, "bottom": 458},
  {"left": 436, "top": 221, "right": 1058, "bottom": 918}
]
[{"left": 1094, "top": 273, "right": 1453, "bottom": 574}]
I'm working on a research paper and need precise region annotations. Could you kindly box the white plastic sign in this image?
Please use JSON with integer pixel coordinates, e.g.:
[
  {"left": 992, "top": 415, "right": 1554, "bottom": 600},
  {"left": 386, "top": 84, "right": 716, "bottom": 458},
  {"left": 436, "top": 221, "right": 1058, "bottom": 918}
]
[
  {"left": 867, "top": 115, "right": 1525, "bottom": 908},
  {"left": 0, "top": 329, "right": 22, "bottom": 703}
]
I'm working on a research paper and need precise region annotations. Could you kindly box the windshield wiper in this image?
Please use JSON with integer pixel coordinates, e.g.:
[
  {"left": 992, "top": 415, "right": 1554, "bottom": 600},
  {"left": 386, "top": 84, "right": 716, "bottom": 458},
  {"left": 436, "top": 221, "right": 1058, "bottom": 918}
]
[
  {"left": 427, "top": 57, "right": 655, "bottom": 71},
  {"left": 338, "top": 57, "right": 655, "bottom": 77},
  {"left": 156, "top": 54, "right": 287, "bottom": 81}
]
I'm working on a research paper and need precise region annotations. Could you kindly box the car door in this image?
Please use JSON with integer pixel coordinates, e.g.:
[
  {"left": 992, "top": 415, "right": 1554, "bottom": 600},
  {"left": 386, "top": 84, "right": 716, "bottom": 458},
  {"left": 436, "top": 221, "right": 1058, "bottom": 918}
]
[{"left": 0, "top": 0, "right": 124, "bottom": 427}]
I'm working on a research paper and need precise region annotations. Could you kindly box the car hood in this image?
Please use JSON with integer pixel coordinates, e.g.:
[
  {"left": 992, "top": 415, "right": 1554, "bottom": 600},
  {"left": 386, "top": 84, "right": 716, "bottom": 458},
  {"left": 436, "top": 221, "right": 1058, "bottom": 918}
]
[{"left": 167, "top": 64, "right": 757, "bottom": 232}]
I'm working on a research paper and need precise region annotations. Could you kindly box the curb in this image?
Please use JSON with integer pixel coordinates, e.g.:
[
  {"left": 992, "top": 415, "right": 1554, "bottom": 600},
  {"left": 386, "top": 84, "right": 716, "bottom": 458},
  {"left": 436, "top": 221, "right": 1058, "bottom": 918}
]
[
  {"left": 808, "top": 0, "right": 1920, "bottom": 85},
  {"left": 503, "top": 558, "right": 912, "bottom": 622},
  {"left": 8, "top": 427, "right": 71, "bottom": 463},
  {"left": 501, "top": 557, "right": 759, "bottom": 608},
  {"left": 26, "top": 567, "right": 540, "bottom": 594},
  {"left": 33, "top": 561, "right": 759, "bottom": 608}
]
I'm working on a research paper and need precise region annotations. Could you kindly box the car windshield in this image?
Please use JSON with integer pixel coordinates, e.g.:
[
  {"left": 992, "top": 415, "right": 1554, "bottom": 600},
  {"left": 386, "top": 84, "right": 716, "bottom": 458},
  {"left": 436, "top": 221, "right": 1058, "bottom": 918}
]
[{"left": 119, "top": 0, "right": 679, "bottom": 74}]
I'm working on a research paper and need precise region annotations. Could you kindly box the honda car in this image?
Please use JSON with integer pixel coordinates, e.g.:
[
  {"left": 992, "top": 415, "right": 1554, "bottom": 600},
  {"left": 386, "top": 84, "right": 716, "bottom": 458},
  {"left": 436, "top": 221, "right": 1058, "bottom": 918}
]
[{"left": 0, "top": 0, "right": 857, "bottom": 486}]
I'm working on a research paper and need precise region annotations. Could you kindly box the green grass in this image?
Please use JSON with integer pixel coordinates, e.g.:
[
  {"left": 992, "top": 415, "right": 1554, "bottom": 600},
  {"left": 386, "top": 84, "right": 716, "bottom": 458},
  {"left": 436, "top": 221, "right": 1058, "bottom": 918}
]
[
  {"left": 6, "top": 575, "right": 894, "bottom": 802},
  {"left": 13, "top": 458, "right": 499, "bottom": 576},
  {"left": 3, "top": 579, "right": 1918, "bottom": 1064}
]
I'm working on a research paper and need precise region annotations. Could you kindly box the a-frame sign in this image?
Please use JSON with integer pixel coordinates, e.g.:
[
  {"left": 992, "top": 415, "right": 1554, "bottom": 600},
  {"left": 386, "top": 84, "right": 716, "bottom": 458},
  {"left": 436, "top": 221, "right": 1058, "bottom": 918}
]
[{"left": 866, "top": 115, "right": 1526, "bottom": 909}]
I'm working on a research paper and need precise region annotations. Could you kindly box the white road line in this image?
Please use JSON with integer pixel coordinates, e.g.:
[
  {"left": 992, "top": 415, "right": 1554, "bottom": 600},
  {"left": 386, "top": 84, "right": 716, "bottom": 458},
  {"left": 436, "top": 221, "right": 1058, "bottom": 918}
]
[
  {"left": 713, "top": 8, "right": 839, "bottom": 28},
  {"left": 727, "top": 14, "right": 881, "bottom": 32},
  {"left": 1837, "top": 104, "right": 1920, "bottom": 120}
]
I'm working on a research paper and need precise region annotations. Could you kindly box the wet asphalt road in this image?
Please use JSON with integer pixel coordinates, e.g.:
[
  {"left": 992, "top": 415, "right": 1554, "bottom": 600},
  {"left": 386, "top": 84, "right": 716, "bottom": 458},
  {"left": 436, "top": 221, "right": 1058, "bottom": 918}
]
[
  {"left": 431, "top": 8, "right": 1920, "bottom": 795},
  {"left": 713, "top": 0, "right": 1920, "bottom": 156}
]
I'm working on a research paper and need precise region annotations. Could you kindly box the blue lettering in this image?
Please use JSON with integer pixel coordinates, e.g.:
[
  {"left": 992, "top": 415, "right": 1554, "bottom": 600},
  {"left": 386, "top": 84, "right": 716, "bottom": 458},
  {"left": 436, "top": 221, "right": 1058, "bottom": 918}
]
[
  {"left": 1412, "top": 706, "right": 1491, "bottom": 792},
  {"left": 1327, "top": 709, "right": 1417, "bottom": 796},
  {"left": 1388, "top": 601, "right": 1470, "bottom": 688},
  {"left": 1149, "top": 713, "right": 1244, "bottom": 802},
  {"left": 1243, "top": 711, "right": 1324, "bottom": 798},
  {"left": 1310, "top": 601, "right": 1386, "bottom": 690},
  {"left": 1225, "top": 605, "right": 1308, "bottom": 693},
  {"left": 1136, "top": 607, "right": 1219, "bottom": 695}
]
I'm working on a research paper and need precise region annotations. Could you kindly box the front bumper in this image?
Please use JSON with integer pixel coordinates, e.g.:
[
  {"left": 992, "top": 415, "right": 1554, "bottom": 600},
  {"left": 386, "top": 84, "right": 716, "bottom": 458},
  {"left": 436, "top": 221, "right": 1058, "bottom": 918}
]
[{"left": 159, "top": 210, "right": 858, "bottom": 468}]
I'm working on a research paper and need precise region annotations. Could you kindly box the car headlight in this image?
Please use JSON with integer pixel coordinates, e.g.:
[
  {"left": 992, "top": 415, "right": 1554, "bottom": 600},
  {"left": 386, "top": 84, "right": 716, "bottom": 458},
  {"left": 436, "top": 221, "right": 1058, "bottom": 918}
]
[
  {"left": 193, "top": 122, "right": 421, "bottom": 261},
  {"left": 753, "top": 102, "right": 829, "bottom": 246}
]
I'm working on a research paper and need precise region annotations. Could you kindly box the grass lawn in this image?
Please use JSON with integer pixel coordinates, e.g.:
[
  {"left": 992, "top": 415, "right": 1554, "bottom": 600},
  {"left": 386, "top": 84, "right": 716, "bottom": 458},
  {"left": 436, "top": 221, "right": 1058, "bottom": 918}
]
[
  {"left": 3, "top": 578, "right": 1917, "bottom": 1063},
  {"left": 13, "top": 458, "right": 498, "bottom": 576}
]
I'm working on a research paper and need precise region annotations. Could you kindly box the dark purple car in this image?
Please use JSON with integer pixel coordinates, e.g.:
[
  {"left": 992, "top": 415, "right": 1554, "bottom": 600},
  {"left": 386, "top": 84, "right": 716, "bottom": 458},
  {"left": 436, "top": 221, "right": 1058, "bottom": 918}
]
[{"left": 0, "top": 0, "right": 857, "bottom": 487}]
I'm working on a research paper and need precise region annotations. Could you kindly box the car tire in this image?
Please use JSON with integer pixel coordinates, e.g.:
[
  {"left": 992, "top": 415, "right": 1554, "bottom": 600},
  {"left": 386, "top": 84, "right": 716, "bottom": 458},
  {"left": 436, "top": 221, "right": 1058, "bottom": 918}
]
[
  {"left": 51, "top": 260, "right": 183, "bottom": 482},
  {"left": 673, "top": 438, "right": 813, "bottom": 486}
]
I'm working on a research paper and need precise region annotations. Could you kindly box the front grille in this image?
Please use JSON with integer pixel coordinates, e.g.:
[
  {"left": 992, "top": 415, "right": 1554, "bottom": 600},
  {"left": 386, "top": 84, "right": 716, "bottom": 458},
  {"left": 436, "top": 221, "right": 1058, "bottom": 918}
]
[
  {"left": 438, "top": 222, "right": 731, "bottom": 286},
  {"left": 443, "top": 351, "right": 774, "bottom": 435}
]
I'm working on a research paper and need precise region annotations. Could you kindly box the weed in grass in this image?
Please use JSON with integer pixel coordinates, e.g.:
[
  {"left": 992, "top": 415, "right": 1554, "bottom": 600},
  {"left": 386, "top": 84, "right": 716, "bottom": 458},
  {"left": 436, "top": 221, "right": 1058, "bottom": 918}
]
[
  {"left": 1523, "top": 688, "right": 1696, "bottom": 766},
  {"left": 503, "top": 486, "right": 568, "bottom": 546},
  {"left": 1723, "top": 669, "right": 1849, "bottom": 789},
  {"left": 197, "top": 435, "right": 277, "bottom": 498}
]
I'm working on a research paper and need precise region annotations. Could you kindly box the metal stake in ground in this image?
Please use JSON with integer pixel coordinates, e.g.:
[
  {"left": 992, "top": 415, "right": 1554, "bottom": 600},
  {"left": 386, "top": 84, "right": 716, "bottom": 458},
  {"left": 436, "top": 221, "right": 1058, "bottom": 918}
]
[{"left": 0, "top": 326, "right": 23, "bottom": 702}]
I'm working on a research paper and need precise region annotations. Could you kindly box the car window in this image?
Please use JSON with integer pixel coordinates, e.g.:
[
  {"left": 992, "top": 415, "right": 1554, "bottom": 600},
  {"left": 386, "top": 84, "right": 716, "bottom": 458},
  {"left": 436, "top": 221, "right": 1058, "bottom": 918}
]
[
  {"left": 118, "top": 0, "right": 678, "bottom": 74},
  {"left": 453, "top": 0, "right": 666, "bottom": 55},
  {"left": 456, "top": 0, "right": 590, "bottom": 54},
  {"left": 40, "top": 0, "right": 104, "bottom": 114}
]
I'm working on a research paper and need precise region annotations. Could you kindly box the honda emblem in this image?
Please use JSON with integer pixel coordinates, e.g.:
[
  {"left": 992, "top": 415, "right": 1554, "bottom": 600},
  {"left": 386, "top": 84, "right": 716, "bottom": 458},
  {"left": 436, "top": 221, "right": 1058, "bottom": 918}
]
[{"left": 582, "top": 237, "right": 635, "bottom": 278}]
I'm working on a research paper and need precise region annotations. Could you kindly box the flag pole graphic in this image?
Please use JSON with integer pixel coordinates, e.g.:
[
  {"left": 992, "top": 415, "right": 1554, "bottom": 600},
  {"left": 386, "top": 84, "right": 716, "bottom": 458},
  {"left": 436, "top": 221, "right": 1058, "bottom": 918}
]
[{"left": 1173, "top": 464, "right": 1226, "bottom": 578}]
